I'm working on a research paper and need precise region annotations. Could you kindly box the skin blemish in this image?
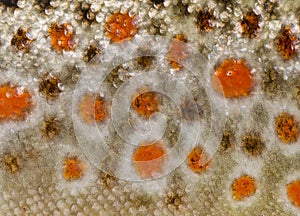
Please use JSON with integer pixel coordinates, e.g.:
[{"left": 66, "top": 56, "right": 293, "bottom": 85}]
[
  {"left": 41, "top": 116, "right": 61, "bottom": 140},
  {"left": 150, "top": 0, "right": 165, "bottom": 9},
  {"left": 98, "top": 172, "right": 116, "bottom": 189},
  {"left": 74, "top": 2, "right": 96, "bottom": 27},
  {"left": 220, "top": 130, "right": 235, "bottom": 152},
  {"left": 83, "top": 43, "right": 102, "bottom": 63}
]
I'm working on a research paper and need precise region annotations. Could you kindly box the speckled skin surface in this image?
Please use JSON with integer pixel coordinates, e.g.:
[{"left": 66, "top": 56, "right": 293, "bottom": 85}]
[{"left": 1, "top": 0, "right": 300, "bottom": 215}]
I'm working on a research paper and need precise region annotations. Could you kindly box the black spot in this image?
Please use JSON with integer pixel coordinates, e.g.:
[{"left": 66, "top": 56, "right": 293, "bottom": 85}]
[{"left": 1, "top": 0, "right": 18, "bottom": 7}]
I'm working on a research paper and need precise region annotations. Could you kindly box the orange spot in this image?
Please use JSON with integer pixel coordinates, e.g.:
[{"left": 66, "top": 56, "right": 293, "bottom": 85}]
[
  {"left": 186, "top": 147, "right": 210, "bottom": 173},
  {"left": 78, "top": 93, "right": 110, "bottom": 124},
  {"left": 231, "top": 175, "right": 257, "bottom": 201},
  {"left": 0, "top": 84, "right": 33, "bottom": 122},
  {"left": 212, "top": 59, "right": 253, "bottom": 98},
  {"left": 167, "top": 34, "right": 188, "bottom": 70},
  {"left": 132, "top": 91, "right": 159, "bottom": 118},
  {"left": 63, "top": 157, "right": 86, "bottom": 181},
  {"left": 104, "top": 12, "right": 138, "bottom": 43},
  {"left": 275, "top": 112, "right": 299, "bottom": 143},
  {"left": 48, "top": 22, "right": 76, "bottom": 52},
  {"left": 287, "top": 180, "right": 300, "bottom": 208},
  {"left": 133, "top": 142, "right": 166, "bottom": 178}
]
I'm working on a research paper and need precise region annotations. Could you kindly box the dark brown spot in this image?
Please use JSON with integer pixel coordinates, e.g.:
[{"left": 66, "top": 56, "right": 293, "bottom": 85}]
[
  {"left": 220, "top": 130, "right": 235, "bottom": 152},
  {"left": 196, "top": 8, "right": 215, "bottom": 32},
  {"left": 263, "top": 0, "right": 279, "bottom": 18},
  {"left": 74, "top": 2, "right": 96, "bottom": 27},
  {"left": 98, "top": 172, "right": 116, "bottom": 189},
  {"left": 83, "top": 43, "right": 102, "bottom": 63},
  {"left": 11, "top": 28, "right": 34, "bottom": 52},
  {"left": 136, "top": 56, "right": 154, "bottom": 70},
  {"left": 1, "top": 0, "right": 18, "bottom": 7},
  {"left": 276, "top": 26, "right": 298, "bottom": 60},
  {"left": 240, "top": 10, "right": 260, "bottom": 38},
  {"left": 42, "top": 116, "right": 60, "bottom": 139},
  {"left": 150, "top": 0, "right": 164, "bottom": 8},
  {"left": 242, "top": 133, "right": 265, "bottom": 156},
  {"left": 261, "top": 66, "right": 285, "bottom": 98},
  {"left": 38, "top": 74, "right": 63, "bottom": 100}
]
